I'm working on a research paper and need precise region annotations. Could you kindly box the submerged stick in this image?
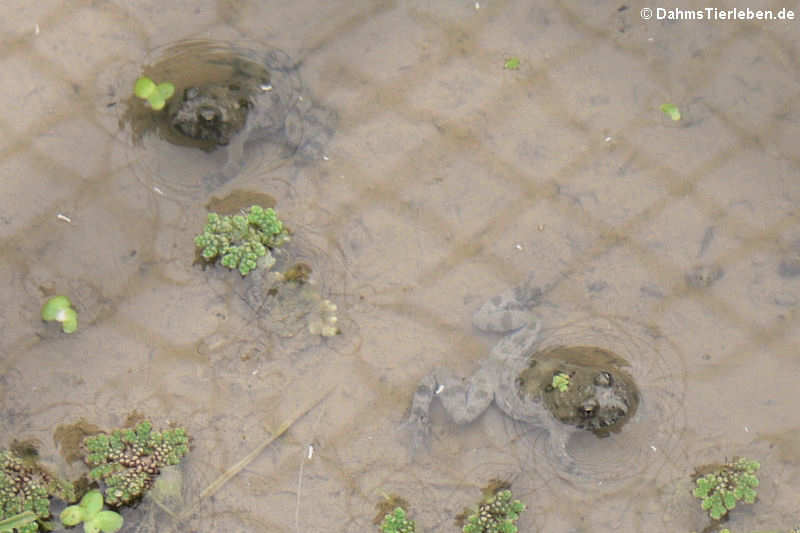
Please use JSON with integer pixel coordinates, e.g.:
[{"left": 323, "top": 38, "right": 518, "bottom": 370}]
[{"left": 168, "top": 387, "right": 335, "bottom": 528}]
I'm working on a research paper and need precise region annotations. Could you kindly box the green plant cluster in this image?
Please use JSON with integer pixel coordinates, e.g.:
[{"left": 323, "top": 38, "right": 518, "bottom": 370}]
[
  {"left": 194, "top": 205, "right": 290, "bottom": 276},
  {"left": 462, "top": 489, "right": 525, "bottom": 533},
  {"left": 41, "top": 295, "right": 78, "bottom": 334},
  {"left": 84, "top": 421, "right": 189, "bottom": 506},
  {"left": 134, "top": 76, "right": 175, "bottom": 111},
  {"left": 0, "top": 450, "right": 76, "bottom": 533},
  {"left": 693, "top": 457, "right": 760, "bottom": 520},
  {"left": 60, "top": 489, "right": 123, "bottom": 533},
  {"left": 379, "top": 507, "right": 415, "bottom": 533},
  {"left": 551, "top": 372, "right": 570, "bottom": 393}
]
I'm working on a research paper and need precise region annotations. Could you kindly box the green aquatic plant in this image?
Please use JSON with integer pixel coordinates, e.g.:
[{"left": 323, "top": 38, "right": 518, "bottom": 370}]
[
  {"left": 693, "top": 456, "right": 760, "bottom": 521},
  {"left": 1, "top": 449, "right": 76, "bottom": 533},
  {"left": 503, "top": 57, "right": 520, "bottom": 70},
  {"left": 83, "top": 420, "right": 189, "bottom": 506},
  {"left": 380, "top": 507, "right": 416, "bottom": 533},
  {"left": 661, "top": 103, "right": 681, "bottom": 121},
  {"left": 0, "top": 511, "right": 36, "bottom": 532},
  {"left": 462, "top": 489, "right": 525, "bottom": 533},
  {"left": 134, "top": 76, "right": 175, "bottom": 111},
  {"left": 194, "top": 205, "right": 290, "bottom": 276},
  {"left": 41, "top": 295, "right": 78, "bottom": 334},
  {"left": 551, "top": 372, "right": 570, "bottom": 393},
  {"left": 60, "top": 490, "right": 122, "bottom": 533}
]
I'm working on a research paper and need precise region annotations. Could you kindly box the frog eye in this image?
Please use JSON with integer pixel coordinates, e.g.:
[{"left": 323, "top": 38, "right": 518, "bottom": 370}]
[
  {"left": 579, "top": 399, "right": 598, "bottom": 419},
  {"left": 594, "top": 371, "right": 613, "bottom": 387}
]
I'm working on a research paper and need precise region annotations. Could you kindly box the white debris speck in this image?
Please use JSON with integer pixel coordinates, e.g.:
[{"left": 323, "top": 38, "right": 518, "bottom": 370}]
[
  {"left": 744, "top": 426, "right": 750, "bottom": 433},
  {"left": 307, "top": 444, "right": 314, "bottom": 459},
  {"left": 475, "top": 1, "right": 480, "bottom": 9},
  {"left": 56, "top": 213, "right": 71, "bottom": 223},
  {"left": 34, "top": 24, "right": 40, "bottom": 35},
  {"left": 153, "top": 186, "right": 164, "bottom": 195},
  {"left": 435, "top": 384, "right": 444, "bottom": 395},
  {"left": 650, "top": 445, "right": 657, "bottom": 452},
  {"left": 514, "top": 243, "right": 523, "bottom": 251},
  {"left": 260, "top": 83, "right": 272, "bottom": 92},
  {"left": 322, "top": 155, "right": 329, "bottom": 161},
  {"left": 604, "top": 136, "right": 613, "bottom": 143}
]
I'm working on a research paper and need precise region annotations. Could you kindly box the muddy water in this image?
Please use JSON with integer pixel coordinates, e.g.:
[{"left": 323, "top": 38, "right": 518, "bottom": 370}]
[{"left": 1, "top": 3, "right": 799, "bottom": 533}]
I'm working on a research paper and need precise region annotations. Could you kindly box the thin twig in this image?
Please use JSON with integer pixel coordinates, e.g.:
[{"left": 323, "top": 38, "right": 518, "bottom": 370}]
[
  {"left": 166, "top": 387, "right": 335, "bottom": 530},
  {"left": 294, "top": 398, "right": 327, "bottom": 532}
]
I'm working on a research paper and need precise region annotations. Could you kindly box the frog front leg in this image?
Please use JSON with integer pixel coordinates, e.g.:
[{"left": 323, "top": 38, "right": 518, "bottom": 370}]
[{"left": 405, "top": 365, "right": 496, "bottom": 450}]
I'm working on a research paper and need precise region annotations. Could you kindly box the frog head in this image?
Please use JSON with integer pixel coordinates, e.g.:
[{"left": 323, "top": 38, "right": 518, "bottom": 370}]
[{"left": 539, "top": 346, "right": 640, "bottom": 436}]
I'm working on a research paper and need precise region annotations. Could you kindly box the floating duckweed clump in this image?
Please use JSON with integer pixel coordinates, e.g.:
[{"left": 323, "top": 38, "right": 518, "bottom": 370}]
[
  {"left": 462, "top": 489, "right": 525, "bottom": 533},
  {"left": 551, "top": 372, "right": 570, "bottom": 392},
  {"left": 41, "top": 295, "right": 78, "bottom": 334},
  {"left": 693, "top": 457, "right": 760, "bottom": 521},
  {"left": 134, "top": 76, "right": 175, "bottom": 111},
  {"left": 194, "top": 205, "right": 290, "bottom": 276},
  {"left": 380, "top": 507, "right": 416, "bottom": 533},
  {"left": 661, "top": 102, "right": 681, "bottom": 121},
  {"left": 0, "top": 449, "right": 76, "bottom": 533},
  {"left": 84, "top": 421, "right": 189, "bottom": 506}
]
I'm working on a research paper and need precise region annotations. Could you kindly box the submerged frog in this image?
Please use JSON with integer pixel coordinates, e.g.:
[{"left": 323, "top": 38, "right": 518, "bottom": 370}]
[
  {"left": 167, "top": 48, "right": 336, "bottom": 188},
  {"left": 406, "top": 279, "right": 639, "bottom": 468}
]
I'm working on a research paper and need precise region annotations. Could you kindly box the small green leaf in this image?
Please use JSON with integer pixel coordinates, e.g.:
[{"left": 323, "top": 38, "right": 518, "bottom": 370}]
[
  {"left": 134, "top": 77, "right": 156, "bottom": 99},
  {"left": 41, "top": 295, "right": 72, "bottom": 321},
  {"left": 91, "top": 510, "right": 124, "bottom": 533},
  {"left": 504, "top": 57, "right": 521, "bottom": 70},
  {"left": 710, "top": 502, "right": 725, "bottom": 520},
  {"left": 722, "top": 490, "right": 736, "bottom": 510},
  {"left": 61, "top": 308, "right": 78, "bottom": 333},
  {"left": 60, "top": 505, "right": 84, "bottom": 526},
  {"left": 148, "top": 94, "right": 166, "bottom": 111},
  {"left": 552, "top": 372, "right": 570, "bottom": 392},
  {"left": 156, "top": 82, "right": 175, "bottom": 100},
  {"left": 661, "top": 103, "right": 681, "bottom": 121},
  {"left": 80, "top": 490, "right": 104, "bottom": 515}
]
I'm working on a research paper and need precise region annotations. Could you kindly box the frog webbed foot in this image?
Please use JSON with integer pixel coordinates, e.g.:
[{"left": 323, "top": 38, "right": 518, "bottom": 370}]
[
  {"left": 472, "top": 280, "right": 543, "bottom": 333},
  {"left": 436, "top": 370, "right": 494, "bottom": 425},
  {"left": 404, "top": 368, "right": 495, "bottom": 451}
]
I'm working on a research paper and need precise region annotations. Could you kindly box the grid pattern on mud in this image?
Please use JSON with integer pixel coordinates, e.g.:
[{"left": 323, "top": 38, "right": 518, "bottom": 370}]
[{"left": 1, "top": 1, "right": 799, "bottom": 532}]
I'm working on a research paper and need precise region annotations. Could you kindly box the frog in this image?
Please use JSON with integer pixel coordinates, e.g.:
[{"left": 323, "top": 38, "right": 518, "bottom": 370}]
[
  {"left": 405, "top": 278, "right": 639, "bottom": 469},
  {"left": 166, "top": 48, "right": 337, "bottom": 190}
]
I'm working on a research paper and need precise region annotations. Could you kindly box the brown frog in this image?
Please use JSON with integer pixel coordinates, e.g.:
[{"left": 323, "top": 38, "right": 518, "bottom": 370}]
[
  {"left": 405, "top": 279, "right": 639, "bottom": 470},
  {"left": 167, "top": 49, "right": 336, "bottom": 188}
]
